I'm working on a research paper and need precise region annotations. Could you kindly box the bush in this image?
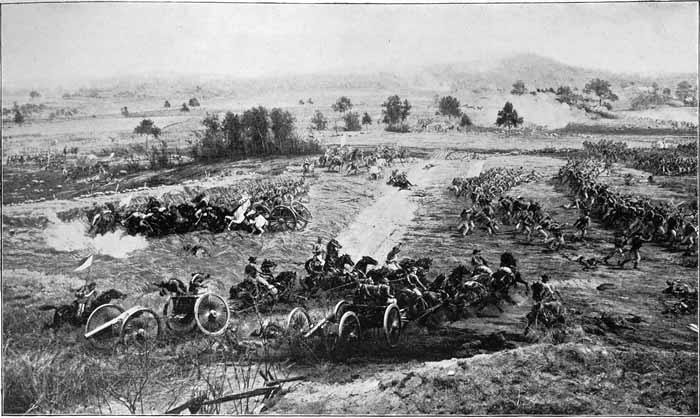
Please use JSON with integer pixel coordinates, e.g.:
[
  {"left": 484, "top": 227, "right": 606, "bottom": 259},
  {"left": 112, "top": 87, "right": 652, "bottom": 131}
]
[
  {"left": 188, "top": 98, "right": 200, "bottom": 107},
  {"left": 385, "top": 123, "right": 411, "bottom": 133},
  {"left": 134, "top": 119, "right": 161, "bottom": 138},
  {"left": 459, "top": 114, "right": 472, "bottom": 128},
  {"left": 343, "top": 111, "right": 361, "bottom": 131},
  {"left": 438, "top": 96, "right": 462, "bottom": 118},
  {"left": 310, "top": 111, "right": 328, "bottom": 130},
  {"left": 2, "top": 350, "right": 112, "bottom": 414},
  {"left": 382, "top": 95, "right": 411, "bottom": 130}
]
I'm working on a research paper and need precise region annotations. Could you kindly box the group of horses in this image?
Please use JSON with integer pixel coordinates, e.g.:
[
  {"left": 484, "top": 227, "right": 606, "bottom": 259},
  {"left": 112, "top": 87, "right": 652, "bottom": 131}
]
[{"left": 317, "top": 146, "right": 408, "bottom": 175}]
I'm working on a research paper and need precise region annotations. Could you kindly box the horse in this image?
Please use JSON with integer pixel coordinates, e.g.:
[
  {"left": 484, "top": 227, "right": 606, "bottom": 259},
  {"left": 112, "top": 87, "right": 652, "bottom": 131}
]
[
  {"left": 326, "top": 156, "right": 343, "bottom": 172},
  {"left": 524, "top": 301, "right": 566, "bottom": 335},
  {"left": 354, "top": 255, "right": 378, "bottom": 276},
  {"left": 39, "top": 284, "right": 127, "bottom": 329}
]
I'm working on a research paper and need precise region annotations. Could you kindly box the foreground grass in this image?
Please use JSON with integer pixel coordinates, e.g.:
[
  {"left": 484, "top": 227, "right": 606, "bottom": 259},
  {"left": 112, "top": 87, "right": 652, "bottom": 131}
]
[{"left": 273, "top": 337, "right": 698, "bottom": 415}]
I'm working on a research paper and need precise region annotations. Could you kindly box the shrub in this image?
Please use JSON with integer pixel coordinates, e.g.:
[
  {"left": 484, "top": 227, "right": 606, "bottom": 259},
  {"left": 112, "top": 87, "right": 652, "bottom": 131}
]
[
  {"left": 438, "top": 96, "right": 462, "bottom": 118},
  {"left": 343, "top": 111, "right": 361, "bottom": 131},
  {"left": 310, "top": 111, "right": 328, "bottom": 130},
  {"left": 385, "top": 123, "right": 411, "bottom": 133}
]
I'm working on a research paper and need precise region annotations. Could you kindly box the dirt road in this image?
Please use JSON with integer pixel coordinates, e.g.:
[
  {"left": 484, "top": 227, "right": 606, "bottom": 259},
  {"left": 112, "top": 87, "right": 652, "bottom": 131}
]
[{"left": 336, "top": 153, "right": 483, "bottom": 262}]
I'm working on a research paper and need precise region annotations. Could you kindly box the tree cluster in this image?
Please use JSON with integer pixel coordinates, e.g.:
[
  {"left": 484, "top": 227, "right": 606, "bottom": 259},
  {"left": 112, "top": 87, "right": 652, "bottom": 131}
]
[
  {"left": 382, "top": 95, "right": 412, "bottom": 132},
  {"left": 676, "top": 81, "right": 698, "bottom": 106},
  {"left": 496, "top": 101, "right": 523, "bottom": 132},
  {"left": 134, "top": 119, "right": 162, "bottom": 138},
  {"left": 583, "top": 78, "right": 619, "bottom": 107},
  {"left": 438, "top": 96, "right": 462, "bottom": 118},
  {"left": 194, "top": 106, "right": 320, "bottom": 160},
  {"left": 511, "top": 80, "right": 527, "bottom": 96}
]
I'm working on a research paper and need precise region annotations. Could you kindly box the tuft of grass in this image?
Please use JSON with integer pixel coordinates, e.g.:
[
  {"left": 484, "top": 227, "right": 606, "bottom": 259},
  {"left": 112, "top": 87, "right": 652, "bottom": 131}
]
[{"left": 2, "top": 348, "right": 112, "bottom": 414}]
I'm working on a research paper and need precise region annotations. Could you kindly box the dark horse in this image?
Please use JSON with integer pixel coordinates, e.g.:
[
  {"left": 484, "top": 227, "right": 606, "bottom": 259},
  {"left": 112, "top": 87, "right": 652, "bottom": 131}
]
[{"left": 39, "top": 283, "right": 127, "bottom": 329}]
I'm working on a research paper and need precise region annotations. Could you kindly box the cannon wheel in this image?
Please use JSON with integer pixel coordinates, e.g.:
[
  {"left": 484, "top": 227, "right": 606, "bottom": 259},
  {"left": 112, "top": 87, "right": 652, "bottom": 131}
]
[
  {"left": 194, "top": 293, "right": 230, "bottom": 336},
  {"left": 337, "top": 311, "right": 361, "bottom": 347},
  {"left": 163, "top": 299, "right": 197, "bottom": 334},
  {"left": 291, "top": 202, "right": 312, "bottom": 229},
  {"left": 120, "top": 308, "right": 162, "bottom": 348},
  {"left": 85, "top": 304, "right": 125, "bottom": 348},
  {"left": 333, "top": 300, "right": 349, "bottom": 320},
  {"left": 253, "top": 203, "right": 272, "bottom": 219},
  {"left": 383, "top": 304, "right": 402, "bottom": 348},
  {"left": 268, "top": 206, "right": 297, "bottom": 232},
  {"left": 286, "top": 307, "right": 311, "bottom": 337}
]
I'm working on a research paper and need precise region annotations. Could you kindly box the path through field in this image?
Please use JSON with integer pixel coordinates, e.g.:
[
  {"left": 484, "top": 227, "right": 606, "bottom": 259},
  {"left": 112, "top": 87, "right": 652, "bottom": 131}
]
[{"left": 336, "top": 152, "right": 484, "bottom": 262}]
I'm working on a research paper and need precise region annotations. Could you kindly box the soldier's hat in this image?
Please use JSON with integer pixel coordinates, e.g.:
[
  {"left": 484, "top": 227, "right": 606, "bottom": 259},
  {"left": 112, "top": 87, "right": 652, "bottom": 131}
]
[{"left": 248, "top": 256, "right": 257, "bottom": 263}]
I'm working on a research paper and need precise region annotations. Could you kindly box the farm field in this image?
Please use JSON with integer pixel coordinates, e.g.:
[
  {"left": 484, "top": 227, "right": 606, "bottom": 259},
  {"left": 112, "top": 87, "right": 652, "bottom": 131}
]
[{"left": 2, "top": 124, "right": 697, "bottom": 414}]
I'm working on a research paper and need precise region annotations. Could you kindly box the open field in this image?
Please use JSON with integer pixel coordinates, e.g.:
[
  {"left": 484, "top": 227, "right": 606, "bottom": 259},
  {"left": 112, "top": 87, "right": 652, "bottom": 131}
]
[{"left": 3, "top": 115, "right": 698, "bottom": 414}]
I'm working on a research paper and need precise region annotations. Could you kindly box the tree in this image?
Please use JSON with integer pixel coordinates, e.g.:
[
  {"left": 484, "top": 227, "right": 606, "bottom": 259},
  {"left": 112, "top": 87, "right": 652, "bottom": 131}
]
[
  {"left": 555, "top": 86, "right": 580, "bottom": 105},
  {"left": 134, "top": 119, "right": 162, "bottom": 138},
  {"left": 361, "top": 112, "right": 372, "bottom": 128},
  {"left": 29, "top": 91, "right": 40, "bottom": 99},
  {"left": 13, "top": 110, "right": 24, "bottom": 124},
  {"left": 188, "top": 98, "right": 200, "bottom": 107},
  {"left": 662, "top": 88, "right": 672, "bottom": 98},
  {"left": 438, "top": 96, "right": 462, "bottom": 118},
  {"left": 222, "top": 112, "right": 243, "bottom": 156},
  {"left": 382, "top": 95, "right": 411, "bottom": 129},
  {"left": 270, "top": 108, "right": 296, "bottom": 152},
  {"left": 511, "top": 80, "right": 527, "bottom": 95},
  {"left": 164, "top": 100, "right": 171, "bottom": 108},
  {"left": 343, "top": 111, "right": 361, "bottom": 131},
  {"left": 459, "top": 114, "right": 472, "bottom": 129},
  {"left": 241, "top": 106, "right": 270, "bottom": 154},
  {"left": 298, "top": 99, "right": 305, "bottom": 105},
  {"left": 583, "top": 78, "right": 618, "bottom": 106},
  {"left": 331, "top": 96, "right": 353, "bottom": 113},
  {"left": 181, "top": 103, "right": 190, "bottom": 112},
  {"left": 675, "top": 81, "right": 694, "bottom": 102},
  {"left": 120, "top": 106, "right": 129, "bottom": 117},
  {"left": 310, "top": 111, "right": 328, "bottom": 130},
  {"left": 496, "top": 101, "right": 524, "bottom": 133}
]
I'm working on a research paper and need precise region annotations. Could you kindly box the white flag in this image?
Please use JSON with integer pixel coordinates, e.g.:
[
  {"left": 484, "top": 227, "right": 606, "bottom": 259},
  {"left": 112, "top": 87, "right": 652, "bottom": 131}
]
[
  {"left": 74, "top": 255, "right": 94, "bottom": 272},
  {"left": 118, "top": 193, "right": 133, "bottom": 208}
]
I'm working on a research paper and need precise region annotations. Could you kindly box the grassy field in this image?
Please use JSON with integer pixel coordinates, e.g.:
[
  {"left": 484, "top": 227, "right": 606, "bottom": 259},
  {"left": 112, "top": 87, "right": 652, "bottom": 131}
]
[{"left": 2, "top": 91, "right": 698, "bottom": 414}]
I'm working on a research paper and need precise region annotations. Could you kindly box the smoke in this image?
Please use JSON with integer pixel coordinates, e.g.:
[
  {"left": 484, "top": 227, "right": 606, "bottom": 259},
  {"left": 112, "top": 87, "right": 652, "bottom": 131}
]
[
  {"left": 469, "top": 93, "right": 588, "bottom": 129},
  {"left": 43, "top": 210, "right": 148, "bottom": 259}
]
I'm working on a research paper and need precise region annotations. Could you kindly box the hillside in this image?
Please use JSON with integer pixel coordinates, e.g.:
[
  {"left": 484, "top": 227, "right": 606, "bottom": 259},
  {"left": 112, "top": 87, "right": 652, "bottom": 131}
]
[{"left": 4, "top": 54, "right": 695, "bottom": 100}]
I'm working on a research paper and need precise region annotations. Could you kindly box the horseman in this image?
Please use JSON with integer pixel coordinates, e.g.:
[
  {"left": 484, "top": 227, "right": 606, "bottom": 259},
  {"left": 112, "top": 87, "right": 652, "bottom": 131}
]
[
  {"left": 532, "top": 274, "right": 560, "bottom": 303},
  {"left": 243, "top": 256, "right": 277, "bottom": 297},
  {"left": 471, "top": 249, "right": 492, "bottom": 275},
  {"left": 384, "top": 243, "right": 402, "bottom": 271},
  {"left": 324, "top": 239, "right": 342, "bottom": 272},
  {"left": 308, "top": 237, "right": 326, "bottom": 273}
]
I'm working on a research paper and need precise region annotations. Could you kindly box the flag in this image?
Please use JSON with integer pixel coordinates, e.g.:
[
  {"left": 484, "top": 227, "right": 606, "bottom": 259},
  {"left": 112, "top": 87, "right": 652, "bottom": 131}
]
[
  {"left": 74, "top": 255, "right": 94, "bottom": 272},
  {"left": 118, "top": 193, "right": 133, "bottom": 208}
]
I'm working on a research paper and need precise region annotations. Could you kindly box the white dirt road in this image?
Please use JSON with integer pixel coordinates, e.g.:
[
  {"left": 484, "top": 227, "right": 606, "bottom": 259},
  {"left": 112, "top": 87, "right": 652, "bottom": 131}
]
[{"left": 335, "top": 151, "right": 484, "bottom": 263}]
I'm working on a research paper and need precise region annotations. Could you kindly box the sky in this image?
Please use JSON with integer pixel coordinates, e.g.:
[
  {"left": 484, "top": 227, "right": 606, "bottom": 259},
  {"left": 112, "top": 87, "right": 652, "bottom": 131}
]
[{"left": 2, "top": 1, "right": 698, "bottom": 89}]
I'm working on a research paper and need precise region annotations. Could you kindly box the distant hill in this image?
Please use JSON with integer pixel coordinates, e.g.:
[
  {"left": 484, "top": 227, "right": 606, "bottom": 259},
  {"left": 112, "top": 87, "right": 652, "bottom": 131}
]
[{"left": 4, "top": 54, "right": 696, "bottom": 100}]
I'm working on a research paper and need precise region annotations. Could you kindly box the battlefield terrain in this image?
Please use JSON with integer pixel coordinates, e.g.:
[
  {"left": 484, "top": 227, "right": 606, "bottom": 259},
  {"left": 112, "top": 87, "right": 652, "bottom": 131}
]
[{"left": 2, "top": 58, "right": 698, "bottom": 414}]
